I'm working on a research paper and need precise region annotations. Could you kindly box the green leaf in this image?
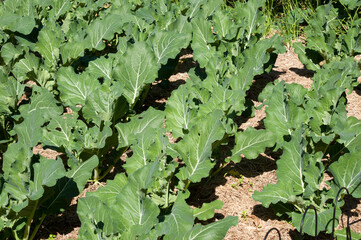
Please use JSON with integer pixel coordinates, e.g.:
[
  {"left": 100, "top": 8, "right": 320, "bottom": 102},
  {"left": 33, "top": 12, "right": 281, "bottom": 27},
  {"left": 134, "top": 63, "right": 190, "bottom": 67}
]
[
  {"left": 3, "top": 0, "right": 35, "bottom": 17},
  {"left": 336, "top": 117, "right": 361, "bottom": 154},
  {"left": 87, "top": 14, "right": 123, "bottom": 50},
  {"left": 13, "top": 112, "right": 43, "bottom": 148},
  {"left": 35, "top": 25, "right": 63, "bottom": 68},
  {"left": 230, "top": 37, "right": 282, "bottom": 92},
  {"left": 60, "top": 41, "right": 86, "bottom": 64},
  {"left": 263, "top": 81, "right": 307, "bottom": 145},
  {"left": 329, "top": 152, "right": 361, "bottom": 198},
  {"left": 78, "top": 163, "right": 160, "bottom": 238},
  {"left": 115, "top": 163, "right": 160, "bottom": 236},
  {"left": 197, "top": 85, "right": 246, "bottom": 117},
  {"left": 79, "top": 196, "right": 124, "bottom": 238},
  {"left": 306, "top": 88, "right": 344, "bottom": 139},
  {"left": 78, "top": 175, "right": 129, "bottom": 238},
  {"left": 123, "top": 13, "right": 151, "bottom": 41},
  {"left": 0, "top": 75, "right": 23, "bottom": 115},
  {"left": 87, "top": 56, "right": 114, "bottom": 81},
  {"left": 181, "top": 216, "right": 238, "bottom": 240},
  {"left": 41, "top": 113, "right": 79, "bottom": 151},
  {"left": 194, "top": 200, "right": 223, "bottom": 221},
  {"left": 235, "top": 0, "right": 265, "bottom": 47},
  {"left": 56, "top": 67, "right": 99, "bottom": 106},
  {"left": 293, "top": 42, "right": 321, "bottom": 71},
  {"left": 156, "top": 194, "right": 194, "bottom": 239},
  {"left": 19, "top": 86, "right": 62, "bottom": 122},
  {"left": 85, "top": 174, "right": 127, "bottom": 204},
  {"left": 176, "top": 110, "right": 225, "bottom": 182},
  {"left": 202, "top": 0, "right": 223, "bottom": 18},
  {"left": 334, "top": 228, "right": 361, "bottom": 240},
  {"left": 213, "top": 10, "right": 231, "bottom": 38},
  {"left": 2, "top": 142, "right": 32, "bottom": 182},
  {"left": 29, "top": 157, "right": 66, "bottom": 200},
  {"left": 123, "top": 128, "right": 163, "bottom": 175},
  {"left": 12, "top": 52, "right": 39, "bottom": 82},
  {"left": 342, "top": 27, "right": 360, "bottom": 55},
  {"left": 151, "top": 30, "right": 191, "bottom": 65},
  {"left": 292, "top": 207, "right": 340, "bottom": 236},
  {"left": 232, "top": 128, "right": 275, "bottom": 162},
  {"left": 294, "top": 3, "right": 339, "bottom": 66},
  {"left": 253, "top": 181, "right": 294, "bottom": 208},
  {"left": 83, "top": 123, "right": 113, "bottom": 150},
  {"left": 116, "top": 107, "right": 164, "bottom": 148},
  {"left": 113, "top": 42, "right": 160, "bottom": 106},
  {"left": 116, "top": 37, "right": 128, "bottom": 56},
  {"left": 82, "top": 81, "right": 123, "bottom": 126},
  {"left": 276, "top": 129, "right": 307, "bottom": 194},
  {"left": 1, "top": 43, "right": 23, "bottom": 64},
  {"left": 168, "top": 15, "right": 192, "bottom": 35},
  {"left": 0, "top": 13, "right": 35, "bottom": 35},
  {"left": 187, "top": 0, "right": 207, "bottom": 19},
  {"left": 191, "top": 18, "right": 216, "bottom": 68},
  {"left": 165, "top": 84, "right": 197, "bottom": 139},
  {"left": 303, "top": 152, "right": 324, "bottom": 193},
  {"left": 45, "top": 155, "right": 98, "bottom": 214},
  {"left": 253, "top": 130, "right": 311, "bottom": 207},
  {"left": 49, "top": 0, "right": 71, "bottom": 19}
]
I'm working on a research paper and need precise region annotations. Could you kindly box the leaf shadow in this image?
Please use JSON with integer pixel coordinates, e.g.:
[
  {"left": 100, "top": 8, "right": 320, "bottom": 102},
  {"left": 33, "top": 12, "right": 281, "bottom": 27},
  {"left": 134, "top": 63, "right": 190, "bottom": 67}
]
[
  {"left": 227, "top": 148, "right": 281, "bottom": 178},
  {"left": 354, "top": 87, "right": 361, "bottom": 96},
  {"left": 142, "top": 49, "right": 196, "bottom": 111},
  {"left": 289, "top": 67, "right": 315, "bottom": 78},
  {"left": 36, "top": 178, "right": 98, "bottom": 239},
  {"left": 246, "top": 69, "right": 286, "bottom": 102},
  {"left": 35, "top": 204, "right": 80, "bottom": 239},
  {"left": 186, "top": 172, "right": 228, "bottom": 208}
]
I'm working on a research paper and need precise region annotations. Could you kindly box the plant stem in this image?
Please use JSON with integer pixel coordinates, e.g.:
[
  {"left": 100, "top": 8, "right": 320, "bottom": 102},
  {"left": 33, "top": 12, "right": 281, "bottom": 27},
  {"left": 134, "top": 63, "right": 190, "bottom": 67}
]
[
  {"left": 208, "top": 162, "right": 229, "bottom": 180},
  {"left": 322, "top": 136, "right": 335, "bottom": 157},
  {"left": 23, "top": 199, "right": 39, "bottom": 240},
  {"left": 165, "top": 172, "right": 174, "bottom": 208},
  {"left": 29, "top": 213, "right": 46, "bottom": 240},
  {"left": 165, "top": 180, "right": 170, "bottom": 208},
  {"left": 93, "top": 166, "right": 100, "bottom": 181},
  {"left": 294, "top": 204, "right": 303, "bottom": 213},
  {"left": 12, "top": 229, "right": 21, "bottom": 240},
  {"left": 97, "top": 147, "right": 128, "bottom": 181},
  {"left": 184, "top": 179, "right": 191, "bottom": 190},
  {"left": 97, "top": 161, "right": 116, "bottom": 181},
  {"left": 93, "top": 148, "right": 102, "bottom": 181}
]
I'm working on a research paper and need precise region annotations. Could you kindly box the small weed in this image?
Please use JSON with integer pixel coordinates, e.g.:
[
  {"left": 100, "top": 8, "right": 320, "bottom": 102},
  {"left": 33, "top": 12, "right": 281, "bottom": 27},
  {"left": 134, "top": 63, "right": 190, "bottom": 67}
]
[
  {"left": 227, "top": 171, "right": 245, "bottom": 189},
  {"left": 238, "top": 175, "right": 244, "bottom": 185},
  {"left": 230, "top": 175, "right": 245, "bottom": 189},
  {"left": 48, "top": 234, "right": 57, "bottom": 240},
  {"left": 241, "top": 210, "right": 248, "bottom": 221}
]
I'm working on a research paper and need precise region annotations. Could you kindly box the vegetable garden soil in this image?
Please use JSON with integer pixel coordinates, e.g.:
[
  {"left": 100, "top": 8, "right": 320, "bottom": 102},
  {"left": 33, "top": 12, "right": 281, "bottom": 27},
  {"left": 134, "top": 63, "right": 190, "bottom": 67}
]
[{"left": 36, "top": 47, "right": 361, "bottom": 240}]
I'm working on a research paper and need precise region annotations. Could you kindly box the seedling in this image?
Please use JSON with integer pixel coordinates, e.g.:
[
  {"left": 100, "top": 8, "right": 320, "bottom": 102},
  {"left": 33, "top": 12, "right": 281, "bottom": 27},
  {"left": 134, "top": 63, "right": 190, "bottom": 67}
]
[
  {"left": 241, "top": 210, "right": 248, "bottom": 221},
  {"left": 48, "top": 234, "right": 56, "bottom": 240}
]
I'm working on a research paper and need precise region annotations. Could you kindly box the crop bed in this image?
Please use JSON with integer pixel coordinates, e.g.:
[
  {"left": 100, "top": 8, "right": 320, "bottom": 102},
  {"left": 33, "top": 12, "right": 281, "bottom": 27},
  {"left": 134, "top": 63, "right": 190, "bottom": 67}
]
[
  {"left": 1, "top": 0, "right": 361, "bottom": 240},
  {"left": 34, "top": 48, "right": 361, "bottom": 240}
]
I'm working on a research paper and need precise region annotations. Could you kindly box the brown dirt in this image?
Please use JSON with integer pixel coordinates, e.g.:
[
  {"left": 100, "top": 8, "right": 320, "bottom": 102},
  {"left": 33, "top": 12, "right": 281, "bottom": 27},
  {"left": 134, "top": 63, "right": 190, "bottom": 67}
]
[
  {"left": 35, "top": 47, "right": 361, "bottom": 240},
  {"left": 33, "top": 145, "right": 62, "bottom": 159},
  {"left": 346, "top": 89, "right": 361, "bottom": 118}
]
